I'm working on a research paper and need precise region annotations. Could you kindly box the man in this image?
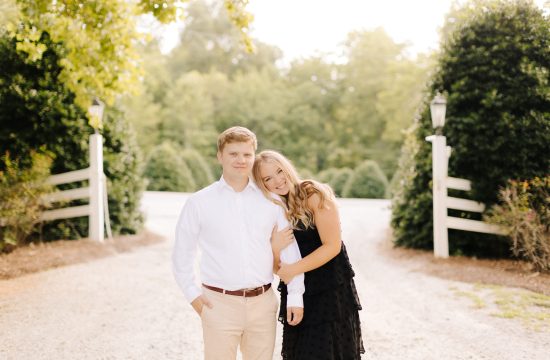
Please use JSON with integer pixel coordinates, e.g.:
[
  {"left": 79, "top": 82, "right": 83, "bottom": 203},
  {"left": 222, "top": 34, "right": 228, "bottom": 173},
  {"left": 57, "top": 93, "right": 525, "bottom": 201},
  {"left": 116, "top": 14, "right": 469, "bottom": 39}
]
[{"left": 173, "top": 126, "right": 305, "bottom": 360}]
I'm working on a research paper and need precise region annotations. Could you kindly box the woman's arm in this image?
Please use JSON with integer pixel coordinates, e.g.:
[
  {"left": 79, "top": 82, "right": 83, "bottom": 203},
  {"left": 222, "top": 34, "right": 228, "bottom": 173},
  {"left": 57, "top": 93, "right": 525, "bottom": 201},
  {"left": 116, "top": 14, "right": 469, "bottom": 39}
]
[
  {"left": 271, "top": 225, "right": 295, "bottom": 272},
  {"left": 277, "top": 194, "right": 342, "bottom": 283}
]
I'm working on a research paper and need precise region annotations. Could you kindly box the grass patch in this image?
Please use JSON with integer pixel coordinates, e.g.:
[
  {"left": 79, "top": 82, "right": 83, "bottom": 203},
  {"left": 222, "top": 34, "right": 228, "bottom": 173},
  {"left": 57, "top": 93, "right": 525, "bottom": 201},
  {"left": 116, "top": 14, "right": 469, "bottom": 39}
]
[
  {"left": 453, "top": 283, "right": 550, "bottom": 331},
  {"left": 452, "top": 288, "right": 486, "bottom": 309}
]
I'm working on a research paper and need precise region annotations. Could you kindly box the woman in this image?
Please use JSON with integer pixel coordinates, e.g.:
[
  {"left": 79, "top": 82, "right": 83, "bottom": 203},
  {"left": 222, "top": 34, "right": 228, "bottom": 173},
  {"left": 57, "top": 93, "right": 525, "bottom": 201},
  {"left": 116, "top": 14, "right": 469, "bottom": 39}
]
[{"left": 252, "top": 150, "right": 364, "bottom": 360}]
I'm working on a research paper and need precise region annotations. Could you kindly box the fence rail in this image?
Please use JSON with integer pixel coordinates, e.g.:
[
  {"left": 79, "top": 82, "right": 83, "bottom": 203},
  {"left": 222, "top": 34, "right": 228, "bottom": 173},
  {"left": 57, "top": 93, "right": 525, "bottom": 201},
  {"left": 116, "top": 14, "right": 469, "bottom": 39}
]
[
  {"left": 0, "top": 134, "right": 111, "bottom": 242},
  {"left": 427, "top": 136, "right": 505, "bottom": 258},
  {"left": 47, "top": 168, "right": 90, "bottom": 186}
]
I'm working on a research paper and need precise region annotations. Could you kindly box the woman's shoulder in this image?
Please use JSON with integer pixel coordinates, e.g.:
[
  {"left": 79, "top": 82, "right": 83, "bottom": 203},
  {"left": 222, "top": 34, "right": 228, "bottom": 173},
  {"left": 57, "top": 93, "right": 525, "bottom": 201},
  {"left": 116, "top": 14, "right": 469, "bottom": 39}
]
[
  {"left": 299, "top": 179, "right": 333, "bottom": 194},
  {"left": 301, "top": 181, "right": 336, "bottom": 210}
]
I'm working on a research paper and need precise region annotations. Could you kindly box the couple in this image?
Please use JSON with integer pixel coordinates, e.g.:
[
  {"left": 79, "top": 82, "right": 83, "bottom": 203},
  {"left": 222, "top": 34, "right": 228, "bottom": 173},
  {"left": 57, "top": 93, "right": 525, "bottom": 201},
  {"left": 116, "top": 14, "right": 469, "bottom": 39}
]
[{"left": 173, "top": 126, "right": 364, "bottom": 359}]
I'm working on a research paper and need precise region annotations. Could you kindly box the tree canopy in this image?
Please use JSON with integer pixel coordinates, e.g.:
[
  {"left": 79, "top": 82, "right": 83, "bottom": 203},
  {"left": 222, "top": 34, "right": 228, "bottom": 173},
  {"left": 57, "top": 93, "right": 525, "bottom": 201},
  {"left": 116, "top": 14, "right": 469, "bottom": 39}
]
[
  {"left": 4, "top": 0, "right": 252, "bottom": 111},
  {"left": 391, "top": 0, "right": 550, "bottom": 255}
]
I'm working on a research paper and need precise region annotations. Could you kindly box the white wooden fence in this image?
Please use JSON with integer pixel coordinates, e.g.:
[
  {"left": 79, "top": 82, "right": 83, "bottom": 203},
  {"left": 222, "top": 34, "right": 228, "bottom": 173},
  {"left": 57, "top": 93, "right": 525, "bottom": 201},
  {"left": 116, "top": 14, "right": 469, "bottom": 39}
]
[
  {"left": 40, "top": 134, "right": 111, "bottom": 242},
  {"left": 426, "top": 134, "right": 505, "bottom": 258}
]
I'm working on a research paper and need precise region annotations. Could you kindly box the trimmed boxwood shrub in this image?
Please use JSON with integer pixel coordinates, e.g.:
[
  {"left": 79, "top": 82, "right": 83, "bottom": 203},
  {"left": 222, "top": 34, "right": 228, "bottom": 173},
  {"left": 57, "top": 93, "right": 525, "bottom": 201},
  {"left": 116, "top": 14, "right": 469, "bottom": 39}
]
[
  {"left": 317, "top": 168, "right": 339, "bottom": 183},
  {"left": 145, "top": 142, "right": 196, "bottom": 192},
  {"left": 181, "top": 148, "right": 215, "bottom": 189},
  {"left": 331, "top": 168, "right": 354, "bottom": 198},
  {"left": 343, "top": 160, "right": 388, "bottom": 199}
]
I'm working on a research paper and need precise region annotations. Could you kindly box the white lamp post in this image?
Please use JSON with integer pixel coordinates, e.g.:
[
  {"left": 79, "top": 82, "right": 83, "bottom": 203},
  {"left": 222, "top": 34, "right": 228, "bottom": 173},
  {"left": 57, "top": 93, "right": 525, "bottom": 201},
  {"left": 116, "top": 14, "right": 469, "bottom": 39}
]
[
  {"left": 87, "top": 98, "right": 105, "bottom": 242},
  {"left": 428, "top": 93, "right": 449, "bottom": 258},
  {"left": 430, "top": 94, "right": 447, "bottom": 131},
  {"left": 88, "top": 97, "right": 105, "bottom": 133}
]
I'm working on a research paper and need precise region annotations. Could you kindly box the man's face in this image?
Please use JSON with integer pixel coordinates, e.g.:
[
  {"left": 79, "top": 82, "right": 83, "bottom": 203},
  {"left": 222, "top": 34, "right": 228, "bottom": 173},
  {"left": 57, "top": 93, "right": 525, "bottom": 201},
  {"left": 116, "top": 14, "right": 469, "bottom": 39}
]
[{"left": 217, "top": 141, "right": 255, "bottom": 179}]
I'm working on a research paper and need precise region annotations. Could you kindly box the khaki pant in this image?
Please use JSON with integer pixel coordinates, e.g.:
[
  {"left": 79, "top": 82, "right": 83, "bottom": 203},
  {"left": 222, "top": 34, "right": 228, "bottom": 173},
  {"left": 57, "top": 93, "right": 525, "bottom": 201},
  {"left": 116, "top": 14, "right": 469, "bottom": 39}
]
[{"left": 200, "top": 286, "right": 278, "bottom": 360}]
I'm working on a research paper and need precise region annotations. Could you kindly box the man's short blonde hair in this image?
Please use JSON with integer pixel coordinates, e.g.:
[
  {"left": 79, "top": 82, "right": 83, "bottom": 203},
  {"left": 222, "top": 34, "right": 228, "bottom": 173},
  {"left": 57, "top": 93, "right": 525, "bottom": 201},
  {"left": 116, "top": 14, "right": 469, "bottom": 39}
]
[{"left": 217, "top": 126, "right": 258, "bottom": 152}]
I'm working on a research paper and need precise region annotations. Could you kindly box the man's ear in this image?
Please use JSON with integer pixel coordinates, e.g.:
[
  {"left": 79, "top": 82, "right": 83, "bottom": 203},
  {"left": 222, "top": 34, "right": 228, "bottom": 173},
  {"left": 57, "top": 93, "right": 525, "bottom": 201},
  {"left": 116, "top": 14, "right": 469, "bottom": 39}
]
[{"left": 217, "top": 151, "right": 222, "bottom": 164}]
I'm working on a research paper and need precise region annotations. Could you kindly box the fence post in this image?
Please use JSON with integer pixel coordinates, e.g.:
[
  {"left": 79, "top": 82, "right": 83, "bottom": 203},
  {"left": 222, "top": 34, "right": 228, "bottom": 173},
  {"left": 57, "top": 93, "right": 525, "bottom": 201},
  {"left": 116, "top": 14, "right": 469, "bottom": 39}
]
[
  {"left": 432, "top": 134, "right": 449, "bottom": 258},
  {"left": 89, "top": 133, "right": 104, "bottom": 242}
]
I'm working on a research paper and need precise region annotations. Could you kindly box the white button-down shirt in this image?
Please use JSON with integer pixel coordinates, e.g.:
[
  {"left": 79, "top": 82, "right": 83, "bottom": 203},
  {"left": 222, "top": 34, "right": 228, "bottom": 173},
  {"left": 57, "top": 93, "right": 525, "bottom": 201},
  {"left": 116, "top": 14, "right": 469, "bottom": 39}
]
[{"left": 173, "top": 176, "right": 305, "bottom": 307}]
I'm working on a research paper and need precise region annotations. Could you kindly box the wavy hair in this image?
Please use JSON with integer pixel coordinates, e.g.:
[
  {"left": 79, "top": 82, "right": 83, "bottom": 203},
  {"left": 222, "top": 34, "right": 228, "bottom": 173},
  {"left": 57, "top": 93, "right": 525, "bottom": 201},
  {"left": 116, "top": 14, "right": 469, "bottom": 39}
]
[{"left": 252, "top": 150, "right": 334, "bottom": 229}]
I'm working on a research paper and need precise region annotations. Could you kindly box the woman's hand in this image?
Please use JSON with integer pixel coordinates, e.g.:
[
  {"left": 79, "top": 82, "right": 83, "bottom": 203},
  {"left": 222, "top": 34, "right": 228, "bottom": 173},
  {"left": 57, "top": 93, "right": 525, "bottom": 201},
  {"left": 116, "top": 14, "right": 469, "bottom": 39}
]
[
  {"left": 271, "top": 225, "right": 295, "bottom": 256},
  {"left": 277, "top": 262, "right": 298, "bottom": 284}
]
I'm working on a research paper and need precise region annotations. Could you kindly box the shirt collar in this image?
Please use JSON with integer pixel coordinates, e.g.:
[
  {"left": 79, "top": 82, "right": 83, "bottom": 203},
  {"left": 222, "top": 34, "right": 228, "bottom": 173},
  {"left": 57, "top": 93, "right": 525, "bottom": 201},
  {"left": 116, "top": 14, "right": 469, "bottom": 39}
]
[{"left": 218, "top": 175, "right": 259, "bottom": 193}]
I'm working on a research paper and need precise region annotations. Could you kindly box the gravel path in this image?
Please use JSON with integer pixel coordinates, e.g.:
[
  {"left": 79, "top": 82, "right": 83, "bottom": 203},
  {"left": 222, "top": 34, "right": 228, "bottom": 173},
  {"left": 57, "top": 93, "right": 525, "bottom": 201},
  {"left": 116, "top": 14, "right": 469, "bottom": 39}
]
[{"left": 0, "top": 191, "right": 548, "bottom": 359}]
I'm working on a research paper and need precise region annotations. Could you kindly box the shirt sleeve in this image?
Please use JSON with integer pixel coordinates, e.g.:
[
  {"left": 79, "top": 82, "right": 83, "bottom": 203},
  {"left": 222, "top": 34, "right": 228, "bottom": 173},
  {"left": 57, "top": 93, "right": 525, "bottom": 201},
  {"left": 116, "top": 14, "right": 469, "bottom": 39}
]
[
  {"left": 276, "top": 206, "right": 305, "bottom": 308},
  {"left": 172, "top": 197, "right": 202, "bottom": 303}
]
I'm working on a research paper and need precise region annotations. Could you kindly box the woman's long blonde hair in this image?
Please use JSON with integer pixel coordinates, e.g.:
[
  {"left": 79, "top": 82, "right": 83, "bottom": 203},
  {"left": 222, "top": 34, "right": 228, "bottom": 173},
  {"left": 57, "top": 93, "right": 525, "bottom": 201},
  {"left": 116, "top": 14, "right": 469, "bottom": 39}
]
[{"left": 252, "top": 150, "right": 334, "bottom": 229}]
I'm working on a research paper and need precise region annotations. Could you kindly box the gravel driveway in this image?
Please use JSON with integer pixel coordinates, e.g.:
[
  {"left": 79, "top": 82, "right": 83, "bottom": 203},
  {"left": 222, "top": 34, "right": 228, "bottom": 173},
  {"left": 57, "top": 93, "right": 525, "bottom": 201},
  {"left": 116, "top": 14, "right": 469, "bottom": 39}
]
[{"left": 0, "top": 191, "right": 548, "bottom": 359}]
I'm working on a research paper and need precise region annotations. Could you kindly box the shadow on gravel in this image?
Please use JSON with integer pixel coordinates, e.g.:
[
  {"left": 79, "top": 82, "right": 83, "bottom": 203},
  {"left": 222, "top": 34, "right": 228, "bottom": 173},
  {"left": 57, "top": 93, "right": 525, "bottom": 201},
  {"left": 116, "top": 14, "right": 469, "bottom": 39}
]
[
  {"left": 0, "top": 231, "right": 165, "bottom": 280},
  {"left": 379, "top": 230, "right": 550, "bottom": 296}
]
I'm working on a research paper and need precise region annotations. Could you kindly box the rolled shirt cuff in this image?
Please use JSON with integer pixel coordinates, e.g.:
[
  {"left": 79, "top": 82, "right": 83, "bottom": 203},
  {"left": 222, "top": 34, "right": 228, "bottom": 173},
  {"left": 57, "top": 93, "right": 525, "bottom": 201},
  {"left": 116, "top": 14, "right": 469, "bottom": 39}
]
[
  {"left": 184, "top": 285, "right": 202, "bottom": 304},
  {"left": 286, "top": 293, "right": 303, "bottom": 308}
]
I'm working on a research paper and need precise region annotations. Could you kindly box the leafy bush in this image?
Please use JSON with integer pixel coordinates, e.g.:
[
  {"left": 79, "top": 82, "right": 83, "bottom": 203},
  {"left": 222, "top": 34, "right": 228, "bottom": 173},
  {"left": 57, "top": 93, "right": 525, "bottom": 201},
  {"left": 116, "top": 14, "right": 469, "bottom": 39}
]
[
  {"left": 145, "top": 142, "right": 196, "bottom": 192},
  {"left": 391, "top": 1, "right": 550, "bottom": 254},
  {"left": 181, "top": 148, "right": 215, "bottom": 189},
  {"left": 342, "top": 160, "right": 388, "bottom": 199},
  {"left": 297, "top": 167, "right": 315, "bottom": 180},
  {"left": 317, "top": 168, "right": 339, "bottom": 183},
  {"left": 390, "top": 123, "right": 435, "bottom": 249},
  {"left": 0, "top": 152, "right": 53, "bottom": 251},
  {"left": 0, "top": 33, "right": 145, "bottom": 240},
  {"left": 331, "top": 168, "right": 354, "bottom": 198},
  {"left": 316, "top": 167, "right": 354, "bottom": 197},
  {"left": 486, "top": 177, "right": 550, "bottom": 271},
  {"left": 102, "top": 108, "right": 146, "bottom": 234}
]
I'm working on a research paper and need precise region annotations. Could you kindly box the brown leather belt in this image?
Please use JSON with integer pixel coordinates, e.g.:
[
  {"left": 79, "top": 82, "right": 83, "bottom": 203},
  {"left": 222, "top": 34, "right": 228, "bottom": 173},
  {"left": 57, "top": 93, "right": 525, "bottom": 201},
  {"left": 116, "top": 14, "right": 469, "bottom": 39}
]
[{"left": 203, "top": 283, "right": 271, "bottom": 297}]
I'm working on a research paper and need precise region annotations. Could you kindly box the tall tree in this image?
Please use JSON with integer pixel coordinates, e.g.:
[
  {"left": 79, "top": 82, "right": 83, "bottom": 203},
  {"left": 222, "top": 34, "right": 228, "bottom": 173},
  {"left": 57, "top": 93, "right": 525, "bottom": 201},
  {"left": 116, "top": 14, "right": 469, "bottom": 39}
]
[
  {"left": 6, "top": 0, "right": 252, "bottom": 110},
  {"left": 167, "top": 0, "right": 281, "bottom": 80},
  {"left": 391, "top": 0, "right": 550, "bottom": 255}
]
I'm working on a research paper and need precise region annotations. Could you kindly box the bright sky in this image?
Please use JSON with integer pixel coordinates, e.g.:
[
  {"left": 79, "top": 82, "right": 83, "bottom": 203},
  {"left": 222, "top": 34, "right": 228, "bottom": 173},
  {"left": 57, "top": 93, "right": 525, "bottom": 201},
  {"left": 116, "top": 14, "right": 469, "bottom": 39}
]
[
  {"left": 247, "top": 0, "right": 455, "bottom": 60},
  {"left": 160, "top": 0, "right": 549, "bottom": 61}
]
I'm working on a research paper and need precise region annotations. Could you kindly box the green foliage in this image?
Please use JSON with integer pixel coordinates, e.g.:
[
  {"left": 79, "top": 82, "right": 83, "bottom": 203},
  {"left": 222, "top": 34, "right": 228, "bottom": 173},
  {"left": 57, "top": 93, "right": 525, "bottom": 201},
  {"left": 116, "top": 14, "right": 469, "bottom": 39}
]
[
  {"left": 181, "top": 148, "right": 215, "bottom": 189},
  {"left": 166, "top": 0, "right": 276, "bottom": 80},
  {"left": 438, "top": 0, "right": 550, "bottom": 205},
  {"left": 390, "top": 120, "right": 434, "bottom": 249},
  {"left": 126, "top": 3, "right": 429, "bottom": 180},
  {"left": 0, "top": 32, "right": 144, "bottom": 240},
  {"left": 297, "top": 167, "right": 315, "bottom": 180},
  {"left": 331, "top": 168, "right": 354, "bottom": 198},
  {"left": 0, "top": 33, "right": 91, "bottom": 174},
  {"left": 0, "top": 1, "right": 18, "bottom": 29},
  {"left": 318, "top": 167, "right": 354, "bottom": 197},
  {"left": 486, "top": 177, "right": 550, "bottom": 271},
  {"left": 162, "top": 71, "right": 219, "bottom": 156},
  {"left": 145, "top": 142, "right": 196, "bottom": 192},
  {"left": 391, "top": 0, "right": 550, "bottom": 254},
  {"left": 317, "top": 168, "right": 340, "bottom": 183},
  {"left": 102, "top": 108, "right": 146, "bottom": 234},
  {"left": 342, "top": 160, "right": 388, "bottom": 199},
  {"left": 6, "top": 0, "right": 252, "bottom": 110},
  {"left": 329, "top": 28, "right": 430, "bottom": 176},
  {"left": 0, "top": 151, "right": 52, "bottom": 251}
]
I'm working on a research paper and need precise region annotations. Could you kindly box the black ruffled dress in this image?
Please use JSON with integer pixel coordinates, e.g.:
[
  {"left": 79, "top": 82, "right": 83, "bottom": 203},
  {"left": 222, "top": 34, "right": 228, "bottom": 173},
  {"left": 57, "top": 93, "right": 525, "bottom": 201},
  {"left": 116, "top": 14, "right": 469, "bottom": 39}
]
[{"left": 278, "top": 224, "right": 365, "bottom": 359}]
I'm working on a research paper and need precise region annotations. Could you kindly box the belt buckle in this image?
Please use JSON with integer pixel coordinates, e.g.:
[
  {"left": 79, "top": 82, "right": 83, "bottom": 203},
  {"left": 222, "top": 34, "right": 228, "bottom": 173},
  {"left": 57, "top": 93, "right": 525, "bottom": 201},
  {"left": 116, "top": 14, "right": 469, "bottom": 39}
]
[{"left": 242, "top": 287, "right": 257, "bottom": 297}]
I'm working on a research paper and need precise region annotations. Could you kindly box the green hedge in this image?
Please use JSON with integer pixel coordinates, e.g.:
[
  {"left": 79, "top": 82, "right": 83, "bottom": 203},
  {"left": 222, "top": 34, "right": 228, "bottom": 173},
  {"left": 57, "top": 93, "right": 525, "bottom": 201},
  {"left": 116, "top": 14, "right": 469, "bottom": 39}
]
[
  {"left": 145, "top": 142, "right": 196, "bottom": 192},
  {"left": 0, "top": 32, "right": 145, "bottom": 240},
  {"left": 181, "top": 148, "right": 215, "bottom": 189},
  {"left": 342, "top": 160, "right": 388, "bottom": 199},
  {"left": 391, "top": 0, "right": 550, "bottom": 255},
  {"left": 331, "top": 168, "right": 354, "bottom": 197},
  {"left": 317, "top": 168, "right": 339, "bottom": 183}
]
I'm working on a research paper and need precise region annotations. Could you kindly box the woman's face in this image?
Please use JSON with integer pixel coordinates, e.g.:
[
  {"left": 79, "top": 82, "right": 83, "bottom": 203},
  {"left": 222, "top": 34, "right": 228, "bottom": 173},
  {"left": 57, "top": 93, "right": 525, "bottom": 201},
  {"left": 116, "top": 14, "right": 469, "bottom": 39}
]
[{"left": 259, "top": 161, "right": 290, "bottom": 196}]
